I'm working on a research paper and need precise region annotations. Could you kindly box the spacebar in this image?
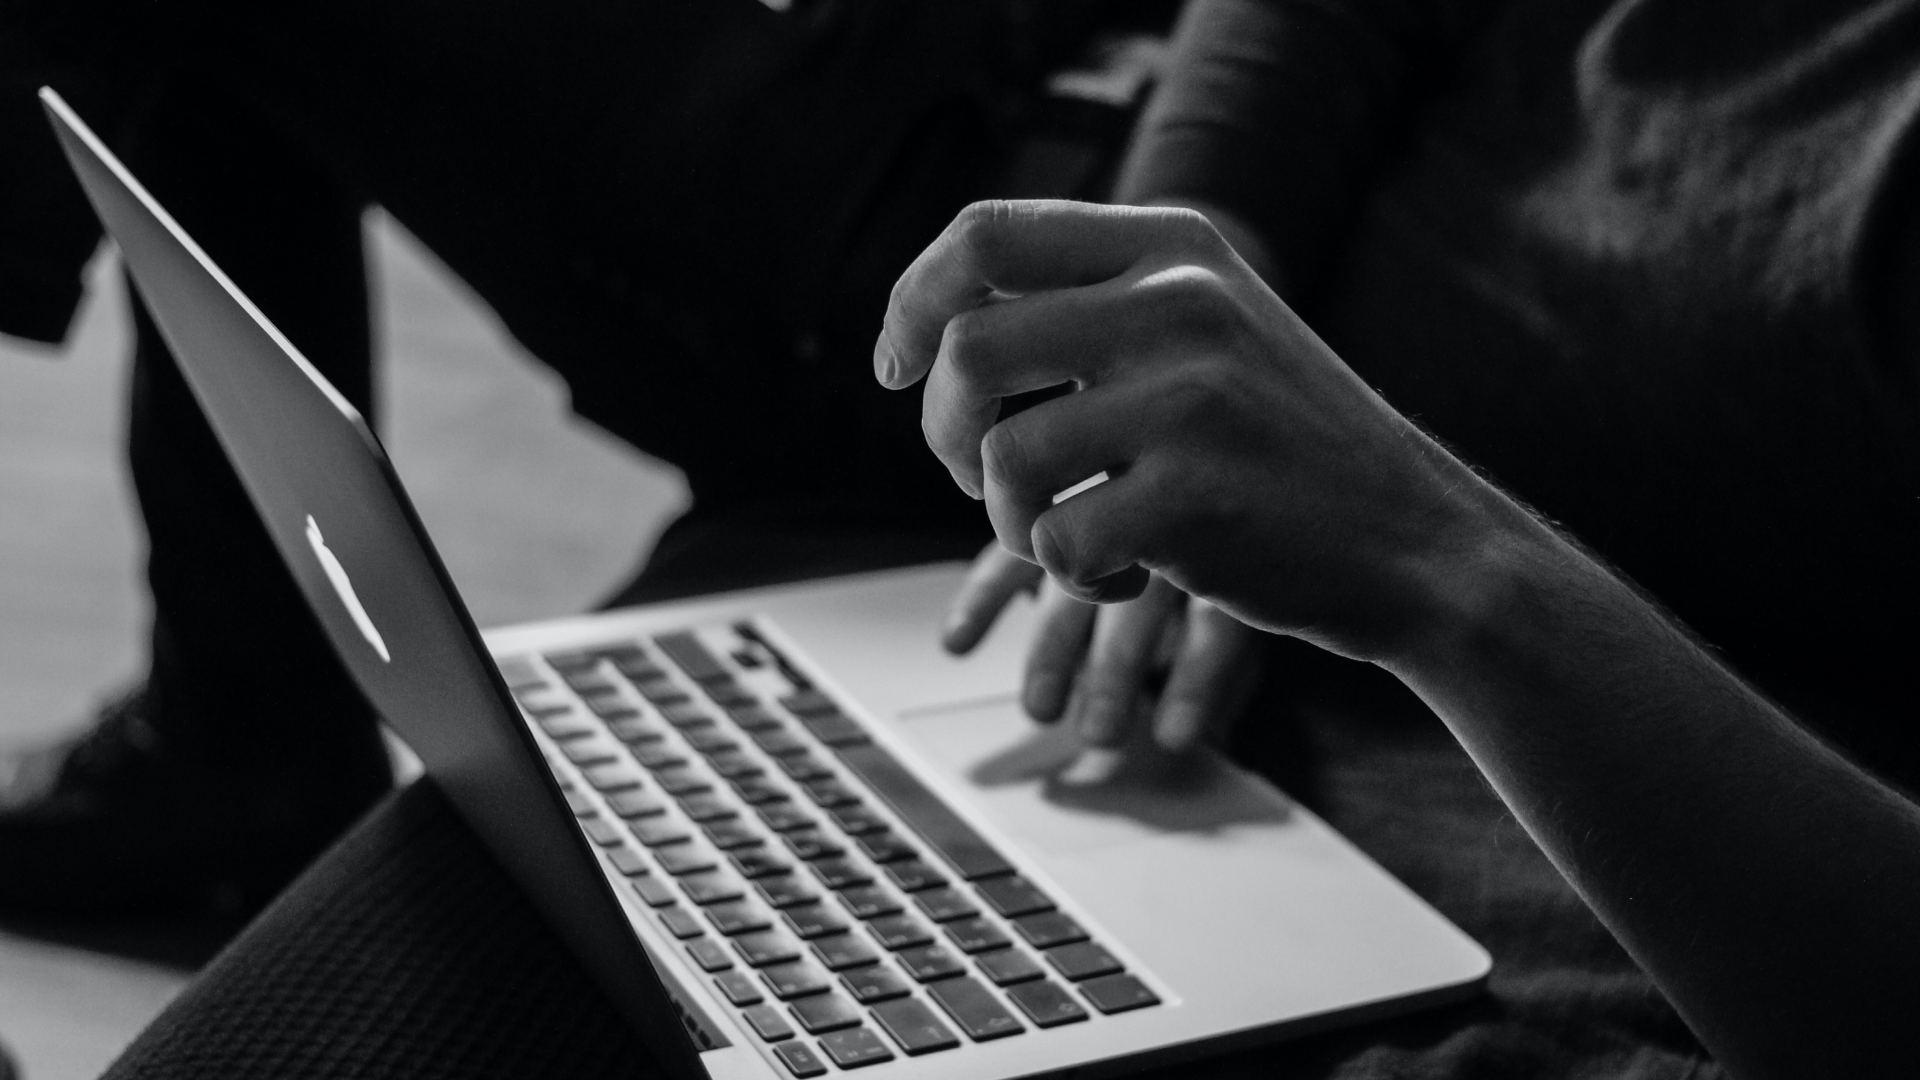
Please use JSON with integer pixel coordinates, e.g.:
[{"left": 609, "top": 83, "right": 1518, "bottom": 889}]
[{"left": 834, "top": 744, "right": 1014, "bottom": 881}]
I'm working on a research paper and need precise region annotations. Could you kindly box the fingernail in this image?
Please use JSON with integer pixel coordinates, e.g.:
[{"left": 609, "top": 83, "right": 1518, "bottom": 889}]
[
  {"left": 1024, "top": 675, "right": 1066, "bottom": 722},
  {"left": 873, "top": 333, "right": 898, "bottom": 386},
  {"left": 1155, "top": 703, "right": 1203, "bottom": 751}
]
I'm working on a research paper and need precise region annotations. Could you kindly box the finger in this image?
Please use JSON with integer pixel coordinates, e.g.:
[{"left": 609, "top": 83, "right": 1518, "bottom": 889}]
[
  {"left": 1154, "top": 599, "right": 1262, "bottom": 752},
  {"left": 921, "top": 279, "right": 1141, "bottom": 496},
  {"left": 1069, "top": 575, "right": 1186, "bottom": 748},
  {"left": 1022, "top": 577, "right": 1096, "bottom": 723},
  {"left": 979, "top": 380, "right": 1155, "bottom": 561},
  {"left": 1022, "top": 447, "right": 1172, "bottom": 603},
  {"left": 943, "top": 542, "right": 1044, "bottom": 654},
  {"left": 875, "top": 201, "right": 1218, "bottom": 389}
]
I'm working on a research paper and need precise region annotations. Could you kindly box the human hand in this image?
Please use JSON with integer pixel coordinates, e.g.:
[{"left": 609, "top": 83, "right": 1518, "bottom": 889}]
[
  {"left": 943, "top": 541, "right": 1262, "bottom": 750},
  {"left": 876, "top": 200, "right": 1506, "bottom": 662}
]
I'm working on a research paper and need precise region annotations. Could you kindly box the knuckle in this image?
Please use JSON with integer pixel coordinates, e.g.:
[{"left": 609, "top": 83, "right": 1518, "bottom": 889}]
[
  {"left": 953, "top": 199, "right": 1022, "bottom": 263},
  {"left": 979, "top": 419, "right": 1033, "bottom": 488},
  {"left": 941, "top": 307, "right": 992, "bottom": 378}
]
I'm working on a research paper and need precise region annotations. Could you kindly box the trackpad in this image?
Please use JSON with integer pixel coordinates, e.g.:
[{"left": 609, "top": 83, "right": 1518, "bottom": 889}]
[{"left": 891, "top": 699, "right": 1291, "bottom": 859}]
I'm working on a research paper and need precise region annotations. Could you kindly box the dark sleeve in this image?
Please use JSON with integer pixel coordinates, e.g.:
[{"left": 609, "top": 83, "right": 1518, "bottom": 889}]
[{"left": 1116, "top": 0, "right": 1504, "bottom": 296}]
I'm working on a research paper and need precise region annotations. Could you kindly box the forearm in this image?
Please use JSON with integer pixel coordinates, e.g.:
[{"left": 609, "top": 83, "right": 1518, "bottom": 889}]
[{"left": 1384, "top": 510, "right": 1920, "bottom": 1077}]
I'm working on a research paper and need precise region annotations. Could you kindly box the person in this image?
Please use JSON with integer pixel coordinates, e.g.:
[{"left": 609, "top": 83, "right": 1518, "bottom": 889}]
[
  {"left": 0, "top": 0, "right": 1168, "bottom": 913},
  {"left": 0, "top": 0, "right": 1915, "bottom": 1073},
  {"left": 879, "top": 195, "right": 1920, "bottom": 1077}
]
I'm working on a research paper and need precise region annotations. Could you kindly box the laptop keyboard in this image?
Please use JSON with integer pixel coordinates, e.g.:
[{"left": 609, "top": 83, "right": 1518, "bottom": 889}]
[{"left": 501, "top": 625, "right": 1160, "bottom": 1074}]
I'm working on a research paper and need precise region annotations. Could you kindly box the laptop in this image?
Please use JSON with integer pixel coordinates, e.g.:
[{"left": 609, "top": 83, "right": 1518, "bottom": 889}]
[{"left": 41, "top": 86, "right": 1489, "bottom": 1079}]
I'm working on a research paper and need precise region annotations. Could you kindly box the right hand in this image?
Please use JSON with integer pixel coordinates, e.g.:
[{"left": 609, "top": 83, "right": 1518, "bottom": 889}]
[{"left": 943, "top": 542, "right": 1263, "bottom": 752}]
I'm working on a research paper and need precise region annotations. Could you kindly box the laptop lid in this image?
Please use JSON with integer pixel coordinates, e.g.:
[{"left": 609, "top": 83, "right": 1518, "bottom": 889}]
[{"left": 38, "top": 87, "right": 712, "bottom": 1078}]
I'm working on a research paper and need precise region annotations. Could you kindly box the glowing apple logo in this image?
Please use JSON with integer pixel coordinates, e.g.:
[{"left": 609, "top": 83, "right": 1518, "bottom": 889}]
[{"left": 305, "top": 514, "right": 391, "bottom": 663}]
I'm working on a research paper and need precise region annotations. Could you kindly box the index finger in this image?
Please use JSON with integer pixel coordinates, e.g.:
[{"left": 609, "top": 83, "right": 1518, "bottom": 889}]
[{"left": 873, "top": 200, "right": 1215, "bottom": 390}]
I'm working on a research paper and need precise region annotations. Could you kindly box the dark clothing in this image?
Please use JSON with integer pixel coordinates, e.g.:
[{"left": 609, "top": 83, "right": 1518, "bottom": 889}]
[{"left": 1123, "top": 0, "right": 1920, "bottom": 785}]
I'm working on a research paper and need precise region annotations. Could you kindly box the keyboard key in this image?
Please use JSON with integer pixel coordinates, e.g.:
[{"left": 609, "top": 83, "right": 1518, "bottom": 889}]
[
  {"left": 854, "top": 831, "right": 917, "bottom": 864},
  {"left": 562, "top": 741, "right": 618, "bottom": 767},
  {"left": 543, "top": 651, "right": 600, "bottom": 674},
  {"left": 538, "top": 715, "right": 597, "bottom": 741},
  {"left": 630, "top": 744, "right": 687, "bottom": 771},
  {"left": 788, "top": 990, "right": 863, "bottom": 1034},
  {"left": 755, "top": 875, "right": 820, "bottom": 909},
  {"left": 655, "top": 767, "right": 713, "bottom": 796},
  {"left": 683, "top": 727, "right": 739, "bottom": 755},
  {"left": 781, "top": 902, "right": 850, "bottom": 940},
  {"left": 1079, "top": 972, "right": 1160, "bottom": 1014},
  {"left": 809, "top": 933, "right": 880, "bottom": 971},
  {"left": 817, "top": 1026, "right": 895, "bottom": 1069},
  {"left": 1045, "top": 941, "right": 1123, "bottom": 982},
  {"left": 771, "top": 1041, "right": 828, "bottom": 1078},
  {"left": 912, "top": 887, "right": 979, "bottom": 923},
  {"left": 655, "top": 632, "right": 728, "bottom": 683},
  {"left": 581, "top": 818, "right": 625, "bottom": 846},
  {"left": 752, "top": 727, "right": 810, "bottom": 757},
  {"left": 655, "top": 845, "right": 719, "bottom": 876},
  {"left": 1006, "top": 980, "right": 1089, "bottom": 1028},
  {"left": 634, "top": 679, "right": 688, "bottom": 706},
  {"left": 606, "top": 846, "right": 648, "bottom": 876},
  {"left": 797, "top": 712, "right": 869, "bottom": 748},
  {"left": 563, "top": 788, "right": 596, "bottom": 816},
  {"left": 808, "top": 857, "right": 871, "bottom": 890},
  {"left": 630, "top": 875, "right": 678, "bottom": 907},
  {"left": 609, "top": 656, "right": 667, "bottom": 685},
  {"left": 779, "top": 689, "right": 837, "bottom": 716},
  {"left": 731, "top": 777, "right": 790, "bottom": 805},
  {"left": 740, "top": 1003, "right": 794, "bottom": 1042},
  {"left": 975, "top": 875, "right": 1054, "bottom": 918},
  {"left": 658, "top": 906, "right": 705, "bottom": 939},
  {"left": 677, "top": 792, "right": 738, "bottom": 823},
  {"left": 686, "top": 938, "right": 734, "bottom": 972},
  {"left": 714, "top": 969, "right": 764, "bottom": 1006},
  {"left": 882, "top": 859, "right": 947, "bottom": 892},
  {"left": 776, "top": 754, "right": 834, "bottom": 781},
  {"left": 606, "top": 717, "right": 667, "bottom": 745},
  {"left": 585, "top": 699, "right": 639, "bottom": 721},
  {"left": 928, "top": 976, "right": 1025, "bottom": 1042},
  {"left": 865, "top": 913, "right": 933, "bottom": 951},
  {"left": 801, "top": 778, "right": 861, "bottom": 808},
  {"left": 826, "top": 805, "right": 887, "bottom": 836},
  {"left": 1011, "top": 911, "right": 1087, "bottom": 949},
  {"left": 836, "top": 885, "right": 900, "bottom": 920},
  {"left": 758, "top": 804, "right": 816, "bottom": 832},
  {"left": 942, "top": 916, "right": 1012, "bottom": 954},
  {"left": 725, "top": 704, "right": 783, "bottom": 731},
  {"left": 606, "top": 790, "right": 667, "bottom": 819},
  {"left": 869, "top": 998, "right": 961, "bottom": 1055},
  {"left": 732, "top": 929, "right": 803, "bottom": 968},
  {"left": 705, "top": 900, "right": 772, "bottom": 936},
  {"left": 840, "top": 963, "right": 914, "bottom": 1003},
  {"left": 703, "top": 679, "right": 757, "bottom": 709},
  {"left": 759, "top": 960, "right": 833, "bottom": 1000},
  {"left": 582, "top": 763, "right": 644, "bottom": 792},
  {"left": 835, "top": 744, "right": 1015, "bottom": 880},
  {"left": 679, "top": 872, "right": 746, "bottom": 906},
  {"left": 730, "top": 847, "right": 792, "bottom": 879},
  {"left": 896, "top": 943, "right": 966, "bottom": 982},
  {"left": 704, "top": 820, "right": 763, "bottom": 850},
  {"left": 707, "top": 750, "right": 764, "bottom": 780},
  {"left": 781, "top": 830, "right": 844, "bottom": 861},
  {"left": 660, "top": 702, "right": 716, "bottom": 729},
  {"left": 974, "top": 948, "right": 1045, "bottom": 986}
]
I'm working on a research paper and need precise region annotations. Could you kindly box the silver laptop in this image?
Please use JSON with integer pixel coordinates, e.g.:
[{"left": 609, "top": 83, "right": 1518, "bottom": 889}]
[{"left": 42, "top": 86, "right": 1488, "bottom": 1080}]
